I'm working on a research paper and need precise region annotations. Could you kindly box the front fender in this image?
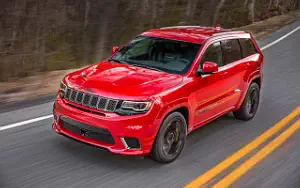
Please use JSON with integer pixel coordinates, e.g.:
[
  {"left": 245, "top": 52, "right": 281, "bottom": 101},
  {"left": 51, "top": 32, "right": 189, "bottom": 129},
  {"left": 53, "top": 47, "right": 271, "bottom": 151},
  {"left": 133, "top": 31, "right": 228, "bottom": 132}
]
[{"left": 156, "top": 97, "right": 191, "bottom": 129}]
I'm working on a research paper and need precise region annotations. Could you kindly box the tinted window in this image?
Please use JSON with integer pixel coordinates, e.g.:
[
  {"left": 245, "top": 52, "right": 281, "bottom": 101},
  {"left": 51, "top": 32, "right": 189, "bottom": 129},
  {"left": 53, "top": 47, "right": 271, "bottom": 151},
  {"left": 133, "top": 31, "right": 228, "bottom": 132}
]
[
  {"left": 112, "top": 36, "right": 201, "bottom": 74},
  {"left": 221, "top": 39, "right": 242, "bottom": 65},
  {"left": 200, "top": 42, "right": 224, "bottom": 68},
  {"left": 239, "top": 38, "right": 257, "bottom": 58}
]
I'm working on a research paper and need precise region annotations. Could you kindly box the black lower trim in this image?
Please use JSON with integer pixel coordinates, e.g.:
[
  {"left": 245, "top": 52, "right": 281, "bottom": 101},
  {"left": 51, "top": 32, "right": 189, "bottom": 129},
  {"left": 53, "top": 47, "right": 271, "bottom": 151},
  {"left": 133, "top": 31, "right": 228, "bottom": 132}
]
[
  {"left": 60, "top": 116, "right": 114, "bottom": 144},
  {"left": 124, "top": 137, "right": 140, "bottom": 149}
]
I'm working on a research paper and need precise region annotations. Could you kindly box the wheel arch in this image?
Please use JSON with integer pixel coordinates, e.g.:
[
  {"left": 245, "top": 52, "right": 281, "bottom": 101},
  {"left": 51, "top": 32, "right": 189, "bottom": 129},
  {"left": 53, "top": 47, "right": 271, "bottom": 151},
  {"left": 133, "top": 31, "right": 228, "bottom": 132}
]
[
  {"left": 236, "top": 75, "right": 261, "bottom": 110},
  {"left": 157, "top": 100, "right": 191, "bottom": 132},
  {"left": 251, "top": 77, "right": 261, "bottom": 88},
  {"left": 171, "top": 106, "right": 189, "bottom": 128}
]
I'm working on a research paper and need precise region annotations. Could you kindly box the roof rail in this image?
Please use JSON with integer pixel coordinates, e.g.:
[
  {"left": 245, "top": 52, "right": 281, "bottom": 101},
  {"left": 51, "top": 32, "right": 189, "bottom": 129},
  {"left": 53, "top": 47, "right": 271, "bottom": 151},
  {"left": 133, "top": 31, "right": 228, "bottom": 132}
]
[
  {"left": 212, "top": 30, "right": 247, "bottom": 36},
  {"left": 160, "top": 25, "right": 208, "bottom": 29}
]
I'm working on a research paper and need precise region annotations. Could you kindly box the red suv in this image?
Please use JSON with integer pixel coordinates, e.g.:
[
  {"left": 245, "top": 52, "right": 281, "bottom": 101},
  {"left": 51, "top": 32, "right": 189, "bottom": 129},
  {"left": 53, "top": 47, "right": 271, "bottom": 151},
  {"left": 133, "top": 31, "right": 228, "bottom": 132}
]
[{"left": 53, "top": 25, "right": 263, "bottom": 163}]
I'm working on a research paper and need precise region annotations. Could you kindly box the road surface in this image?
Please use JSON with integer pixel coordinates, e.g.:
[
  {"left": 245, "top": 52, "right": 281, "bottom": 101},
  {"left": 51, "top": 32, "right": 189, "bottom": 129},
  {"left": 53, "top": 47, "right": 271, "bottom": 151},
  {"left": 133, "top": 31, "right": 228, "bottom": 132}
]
[{"left": 0, "top": 21, "right": 300, "bottom": 188}]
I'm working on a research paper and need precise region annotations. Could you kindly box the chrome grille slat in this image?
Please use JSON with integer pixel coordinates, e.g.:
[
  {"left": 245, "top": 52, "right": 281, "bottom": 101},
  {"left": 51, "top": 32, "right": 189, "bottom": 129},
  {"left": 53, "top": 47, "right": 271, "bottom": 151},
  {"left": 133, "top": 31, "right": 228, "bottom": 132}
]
[
  {"left": 64, "top": 87, "right": 119, "bottom": 113},
  {"left": 82, "top": 94, "right": 91, "bottom": 106},
  {"left": 65, "top": 88, "right": 71, "bottom": 99},
  {"left": 76, "top": 92, "right": 84, "bottom": 104},
  {"left": 104, "top": 99, "right": 110, "bottom": 111},
  {"left": 97, "top": 98, "right": 108, "bottom": 110},
  {"left": 90, "top": 95, "right": 99, "bottom": 108},
  {"left": 95, "top": 97, "right": 101, "bottom": 110},
  {"left": 70, "top": 90, "right": 77, "bottom": 102},
  {"left": 106, "top": 100, "right": 117, "bottom": 112}
]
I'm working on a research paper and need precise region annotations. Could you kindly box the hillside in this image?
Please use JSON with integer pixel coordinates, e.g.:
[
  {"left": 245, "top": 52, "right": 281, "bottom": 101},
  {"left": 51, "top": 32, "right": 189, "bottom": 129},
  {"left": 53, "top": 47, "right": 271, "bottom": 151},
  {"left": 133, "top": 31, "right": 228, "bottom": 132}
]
[{"left": 0, "top": 0, "right": 299, "bottom": 81}]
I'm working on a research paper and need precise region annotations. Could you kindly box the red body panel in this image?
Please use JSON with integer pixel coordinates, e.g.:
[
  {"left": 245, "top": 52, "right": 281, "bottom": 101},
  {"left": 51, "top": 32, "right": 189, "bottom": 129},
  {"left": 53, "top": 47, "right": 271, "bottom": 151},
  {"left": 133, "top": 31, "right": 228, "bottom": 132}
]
[{"left": 53, "top": 26, "right": 264, "bottom": 155}]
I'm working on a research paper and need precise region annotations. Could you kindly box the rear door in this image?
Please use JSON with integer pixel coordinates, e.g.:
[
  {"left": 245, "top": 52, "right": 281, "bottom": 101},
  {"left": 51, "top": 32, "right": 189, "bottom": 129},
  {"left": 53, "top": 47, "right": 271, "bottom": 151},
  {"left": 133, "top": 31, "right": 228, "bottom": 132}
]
[
  {"left": 219, "top": 39, "right": 247, "bottom": 108},
  {"left": 237, "top": 38, "right": 262, "bottom": 106}
]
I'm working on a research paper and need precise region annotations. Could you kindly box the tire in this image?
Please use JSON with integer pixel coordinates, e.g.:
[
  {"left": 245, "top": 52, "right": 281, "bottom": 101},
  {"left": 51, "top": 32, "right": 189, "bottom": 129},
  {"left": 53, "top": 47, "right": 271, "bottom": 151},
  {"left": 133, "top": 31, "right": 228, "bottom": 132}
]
[
  {"left": 233, "top": 82, "right": 260, "bottom": 121},
  {"left": 150, "top": 112, "right": 187, "bottom": 163}
]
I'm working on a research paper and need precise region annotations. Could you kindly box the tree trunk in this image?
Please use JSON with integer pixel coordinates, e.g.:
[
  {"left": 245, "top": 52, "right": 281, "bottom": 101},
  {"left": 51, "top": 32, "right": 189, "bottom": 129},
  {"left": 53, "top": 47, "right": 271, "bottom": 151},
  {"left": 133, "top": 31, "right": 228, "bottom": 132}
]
[
  {"left": 152, "top": 0, "right": 158, "bottom": 27},
  {"left": 249, "top": 0, "right": 256, "bottom": 22},
  {"left": 139, "top": 0, "right": 150, "bottom": 29},
  {"left": 95, "top": 21, "right": 108, "bottom": 61},
  {"left": 186, "top": 0, "right": 193, "bottom": 18},
  {"left": 40, "top": 39, "right": 46, "bottom": 71},
  {"left": 185, "top": 0, "right": 197, "bottom": 23},
  {"left": 83, "top": 0, "right": 91, "bottom": 65},
  {"left": 213, "top": 0, "right": 226, "bottom": 25},
  {"left": 244, "top": 0, "right": 249, "bottom": 7}
]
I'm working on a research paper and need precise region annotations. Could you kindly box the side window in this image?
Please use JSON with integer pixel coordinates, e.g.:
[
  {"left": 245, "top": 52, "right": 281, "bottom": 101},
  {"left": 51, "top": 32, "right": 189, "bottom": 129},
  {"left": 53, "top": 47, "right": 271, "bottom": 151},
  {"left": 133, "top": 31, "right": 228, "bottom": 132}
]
[
  {"left": 200, "top": 42, "right": 224, "bottom": 68},
  {"left": 221, "top": 39, "right": 242, "bottom": 65},
  {"left": 239, "top": 38, "right": 257, "bottom": 58}
]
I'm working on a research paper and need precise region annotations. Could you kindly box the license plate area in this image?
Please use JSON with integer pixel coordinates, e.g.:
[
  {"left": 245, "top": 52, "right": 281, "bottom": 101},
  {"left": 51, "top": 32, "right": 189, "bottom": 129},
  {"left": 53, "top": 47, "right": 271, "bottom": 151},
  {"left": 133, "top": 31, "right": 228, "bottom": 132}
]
[{"left": 60, "top": 116, "right": 115, "bottom": 144}]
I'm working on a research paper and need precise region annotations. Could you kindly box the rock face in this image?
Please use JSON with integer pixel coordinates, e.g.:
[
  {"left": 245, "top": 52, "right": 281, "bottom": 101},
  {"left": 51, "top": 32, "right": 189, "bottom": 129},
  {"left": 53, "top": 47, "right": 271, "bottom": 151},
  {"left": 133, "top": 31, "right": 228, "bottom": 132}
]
[{"left": 0, "top": 0, "right": 299, "bottom": 81}]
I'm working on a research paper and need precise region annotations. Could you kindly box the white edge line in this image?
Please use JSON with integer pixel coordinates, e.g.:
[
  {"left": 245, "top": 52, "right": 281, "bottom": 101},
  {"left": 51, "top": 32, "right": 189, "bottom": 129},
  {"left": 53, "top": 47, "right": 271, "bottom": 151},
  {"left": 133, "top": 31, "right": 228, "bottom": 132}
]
[
  {"left": 0, "top": 115, "right": 53, "bottom": 131},
  {"left": 261, "top": 25, "right": 300, "bottom": 51},
  {"left": 1, "top": 25, "right": 300, "bottom": 131}
]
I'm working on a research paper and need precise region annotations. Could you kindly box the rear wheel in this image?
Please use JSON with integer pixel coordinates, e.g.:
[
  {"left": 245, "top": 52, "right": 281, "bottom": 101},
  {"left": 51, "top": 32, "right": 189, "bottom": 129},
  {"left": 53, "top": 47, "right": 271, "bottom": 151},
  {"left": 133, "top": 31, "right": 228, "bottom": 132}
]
[
  {"left": 233, "top": 82, "right": 260, "bottom": 121},
  {"left": 151, "top": 112, "right": 187, "bottom": 163}
]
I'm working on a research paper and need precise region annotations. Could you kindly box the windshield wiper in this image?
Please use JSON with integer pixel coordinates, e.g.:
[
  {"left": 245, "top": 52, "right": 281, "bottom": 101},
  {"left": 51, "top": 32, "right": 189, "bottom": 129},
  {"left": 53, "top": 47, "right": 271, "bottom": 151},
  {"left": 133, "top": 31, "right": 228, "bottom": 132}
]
[
  {"left": 108, "top": 59, "right": 128, "bottom": 64},
  {"left": 130, "top": 64, "right": 163, "bottom": 72}
]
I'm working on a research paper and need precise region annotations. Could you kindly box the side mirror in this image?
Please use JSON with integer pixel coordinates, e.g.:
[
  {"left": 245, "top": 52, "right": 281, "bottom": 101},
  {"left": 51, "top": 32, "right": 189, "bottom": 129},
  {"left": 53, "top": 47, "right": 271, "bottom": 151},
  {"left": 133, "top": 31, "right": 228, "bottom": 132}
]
[
  {"left": 112, "top": 46, "right": 119, "bottom": 54},
  {"left": 196, "top": 61, "right": 218, "bottom": 76}
]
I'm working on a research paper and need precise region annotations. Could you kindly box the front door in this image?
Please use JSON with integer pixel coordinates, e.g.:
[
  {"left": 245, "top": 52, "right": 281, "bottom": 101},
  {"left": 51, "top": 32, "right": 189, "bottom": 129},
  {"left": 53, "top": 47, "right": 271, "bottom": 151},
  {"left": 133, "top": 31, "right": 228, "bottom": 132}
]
[{"left": 193, "top": 41, "right": 235, "bottom": 129}]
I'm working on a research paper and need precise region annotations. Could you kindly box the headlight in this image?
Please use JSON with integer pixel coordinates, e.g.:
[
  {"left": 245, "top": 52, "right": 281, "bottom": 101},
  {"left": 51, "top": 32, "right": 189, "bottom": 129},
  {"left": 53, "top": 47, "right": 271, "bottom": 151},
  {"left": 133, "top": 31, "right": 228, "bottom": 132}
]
[
  {"left": 60, "top": 81, "right": 67, "bottom": 91},
  {"left": 59, "top": 81, "right": 67, "bottom": 98},
  {"left": 116, "top": 101, "right": 152, "bottom": 115},
  {"left": 121, "top": 101, "right": 152, "bottom": 111}
]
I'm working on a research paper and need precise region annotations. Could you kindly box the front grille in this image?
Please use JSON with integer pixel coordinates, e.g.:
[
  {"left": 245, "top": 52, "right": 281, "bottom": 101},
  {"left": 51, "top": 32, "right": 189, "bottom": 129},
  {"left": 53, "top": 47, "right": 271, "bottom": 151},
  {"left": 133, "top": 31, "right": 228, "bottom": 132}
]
[
  {"left": 63, "top": 87, "right": 120, "bottom": 112},
  {"left": 90, "top": 96, "right": 98, "bottom": 108},
  {"left": 65, "top": 88, "right": 71, "bottom": 99},
  {"left": 107, "top": 100, "right": 117, "bottom": 112},
  {"left": 97, "top": 98, "right": 107, "bottom": 109},
  {"left": 70, "top": 90, "right": 77, "bottom": 102},
  {"left": 82, "top": 94, "right": 91, "bottom": 106},
  {"left": 61, "top": 116, "right": 114, "bottom": 144},
  {"left": 76, "top": 92, "right": 84, "bottom": 104}
]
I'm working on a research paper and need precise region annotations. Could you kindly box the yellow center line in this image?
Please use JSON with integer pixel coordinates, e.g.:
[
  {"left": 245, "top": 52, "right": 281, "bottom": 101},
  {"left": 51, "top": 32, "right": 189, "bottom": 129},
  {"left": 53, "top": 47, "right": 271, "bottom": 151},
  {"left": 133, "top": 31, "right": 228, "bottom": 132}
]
[
  {"left": 185, "top": 106, "right": 300, "bottom": 188},
  {"left": 213, "top": 119, "right": 300, "bottom": 187}
]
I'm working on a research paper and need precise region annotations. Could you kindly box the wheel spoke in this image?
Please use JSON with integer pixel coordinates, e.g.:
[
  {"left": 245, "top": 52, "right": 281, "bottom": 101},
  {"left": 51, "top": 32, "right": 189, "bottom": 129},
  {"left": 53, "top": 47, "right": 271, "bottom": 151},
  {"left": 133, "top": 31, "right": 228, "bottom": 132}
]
[
  {"left": 161, "top": 119, "right": 185, "bottom": 157},
  {"left": 247, "top": 98, "right": 252, "bottom": 113},
  {"left": 247, "top": 89, "right": 259, "bottom": 114},
  {"left": 163, "top": 143, "right": 171, "bottom": 154},
  {"left": 166, "top": 137, "right": 173, "bottom": 144}
]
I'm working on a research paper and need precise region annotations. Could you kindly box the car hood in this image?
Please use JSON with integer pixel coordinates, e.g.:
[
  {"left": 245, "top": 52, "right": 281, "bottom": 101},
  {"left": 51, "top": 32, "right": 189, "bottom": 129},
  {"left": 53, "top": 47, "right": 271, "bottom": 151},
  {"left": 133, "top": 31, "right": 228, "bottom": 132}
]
[{"left": 64, "top": 61, "right": 183, "bottom": 100}]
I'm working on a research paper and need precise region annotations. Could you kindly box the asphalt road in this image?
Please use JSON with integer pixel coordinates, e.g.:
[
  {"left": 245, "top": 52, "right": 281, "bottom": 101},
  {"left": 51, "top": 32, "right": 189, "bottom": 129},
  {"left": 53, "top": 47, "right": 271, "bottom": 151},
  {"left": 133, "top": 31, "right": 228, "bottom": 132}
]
[{"left": 1, "top": 21, "right": 300, "bottom": 188}]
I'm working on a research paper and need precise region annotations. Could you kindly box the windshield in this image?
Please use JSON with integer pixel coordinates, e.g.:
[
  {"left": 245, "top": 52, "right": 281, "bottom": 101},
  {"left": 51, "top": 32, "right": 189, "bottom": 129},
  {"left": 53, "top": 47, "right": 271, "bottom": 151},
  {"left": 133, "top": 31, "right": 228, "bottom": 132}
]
[{"left": 110, "top": 36, "right": 201, "bottom": 74}]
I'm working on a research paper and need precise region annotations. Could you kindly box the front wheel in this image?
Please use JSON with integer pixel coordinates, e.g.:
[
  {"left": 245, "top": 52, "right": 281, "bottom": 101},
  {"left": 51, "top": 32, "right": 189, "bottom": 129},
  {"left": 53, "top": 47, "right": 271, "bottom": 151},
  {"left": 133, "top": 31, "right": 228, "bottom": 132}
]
[
  {"left": 150, "top": 112, "right": 187, "bottom": 163},
  {"left": 233, "top": 82, "right": 260, "bottom": 121}
]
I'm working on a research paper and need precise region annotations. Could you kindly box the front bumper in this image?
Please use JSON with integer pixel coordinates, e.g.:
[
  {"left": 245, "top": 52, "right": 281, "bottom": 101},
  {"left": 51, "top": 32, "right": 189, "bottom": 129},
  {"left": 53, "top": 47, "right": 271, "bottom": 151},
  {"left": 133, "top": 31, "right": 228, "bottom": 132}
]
[{"left": 52, "top": 97, "right": 161, "bottom": 156}]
